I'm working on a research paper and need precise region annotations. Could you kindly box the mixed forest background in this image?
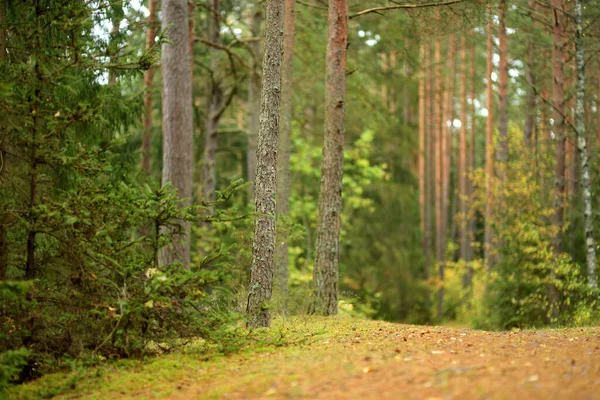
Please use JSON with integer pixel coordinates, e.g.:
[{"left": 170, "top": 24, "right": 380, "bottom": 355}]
[{"left": 1, "top": 0, "right": 600, "bottom": 387}]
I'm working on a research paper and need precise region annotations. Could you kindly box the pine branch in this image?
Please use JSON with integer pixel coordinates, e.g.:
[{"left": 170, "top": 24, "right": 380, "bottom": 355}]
[{"left": 349, "top": 0, "right": 466, "bottom": 20}]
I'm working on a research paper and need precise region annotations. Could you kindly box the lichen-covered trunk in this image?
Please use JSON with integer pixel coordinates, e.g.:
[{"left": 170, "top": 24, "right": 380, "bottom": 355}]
[
  {"left": 0, "top": 0, "right": 7, "bottom": 280},
  {"left": 574, "top": 0, "right": 597, "bottom": 289},
  {"left": 496, "top": 0, "right": 508, "bottom": 166},
  {"left": 434, "top": 38, "right": 444, "bottom": 320},
  {"left": 274, "top": 0, "right": 296, "bottom": 304},
  {"left": 142, "top": 0, "right": 158, "bottom": 177},
  {"left": 312, "top": 0, "right": 348, "bottom": 316},
  {"left": 246, "top": 0, "right": 284, "bottom": 328},
  {"left": 203, "top": 0, "right": 223, "bottom": 203},
  {"left": 160, "top": 0, "right": 194, "bottom": 269},
  {"left": 484, "top": 9, "right": 495, "bottom": 270},
  {"left": 247, "top": 9, "right": 262, "bottom": 201},
  {"left": 458, "top": 36, "right": 469, "bottom": 275}
]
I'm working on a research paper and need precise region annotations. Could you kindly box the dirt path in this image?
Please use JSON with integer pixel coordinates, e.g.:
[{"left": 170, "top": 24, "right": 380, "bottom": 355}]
[
  {"left": 9, "top": 317, "right": 600, "bottom": 399},
  {"left": 174, "top": 320, "right": 600, "bottom": 400}
]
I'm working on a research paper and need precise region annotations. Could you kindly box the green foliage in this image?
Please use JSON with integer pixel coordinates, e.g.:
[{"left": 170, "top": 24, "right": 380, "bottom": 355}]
[{"left": 457, "top": 127, "right": 600, "bottom": 330}]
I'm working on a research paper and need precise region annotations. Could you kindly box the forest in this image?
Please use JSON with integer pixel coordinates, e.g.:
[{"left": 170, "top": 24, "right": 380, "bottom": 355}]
[{"left": 1, "top": 0, "right": 600, "bottom": 396}]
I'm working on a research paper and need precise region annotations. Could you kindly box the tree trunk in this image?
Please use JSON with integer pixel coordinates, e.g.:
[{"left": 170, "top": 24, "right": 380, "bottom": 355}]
[
  {"left": 549, "top": 0, "right": 566, "bottom": 317},
  {"left": 312, "top": 0, "right": 348, "bottom": 316},
  {"left": 418, "top": 42, "right": 428, "bottom": 288},
  {"left": 0, "top": 0, "right": 7, "bottom": 280},
  {"left": 574, "top": 0, "right": 597, "bottom": 288},
  {"left": 497, "top": 0, "right": 508, "bottom": 166},
  {"left": 484, "top": 8, "right": 495, "bottom": 270},
  {"left": 274, "top": 0, "right": 296, "bottom": 304},
  {"left": 425, "top": 41, "right": 434, "bottom": 313},
  {"left": 468, "top": 30, "right": 476, "bottom": 262},
  {"left": 203, "top": 0, "right": 223, "bottom": 203},
  {"left": 524, "top": 0, "right": 536, "bottom": 147},
  {"left": 247, "top": 9, "right": 262, "bottom": 201},
  {"left": 160, "top": 0, "right": 194, "bottom": 269},
  {"left": 434, "top": 38, "right": 444, "bottom": 320},
  {"left": 458, "top": 35, "right": 469, "bottom": 270},
  {"left": 142, "top": 0, "right": 158, "bottom": 177},
  {"left": 246, "top": 0, "right": 284, "bottom": 328}
]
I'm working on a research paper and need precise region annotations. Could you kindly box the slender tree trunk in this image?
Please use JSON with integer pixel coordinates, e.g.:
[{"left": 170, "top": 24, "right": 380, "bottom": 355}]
[
  {"left": 381, "top": 53, "right": 388, "bottom": 108},
  {"left": 0, "top": 0, "right": 7, "bottom": 280},
  {"left": 551, "top": 0, "right": 566, "bottom": 253},
  {"left": 160, "top": 0, "right": 194, "bottom": 269},
  {"left": 497, "top": 0, "right": 508, "bottom": 167},
  {"left": 312, "top": 0, "right": 348, "bottom": 316},
  {"left": 549, "top": 0, "right": 566, "bottom": 318},
  {"left": 468, "top": 30, "right": 476, "bottom": 262},
  {"left": 439, "top": 34, "right": 456, "bottom": 319},
  {"left": 203, "top": 0, "right": 223, "bottom": 203},
  {"left": 425, "top": 42, "right": 433, "bottom": 313},
  {"left": 142, "top": 0, "right": 158, "bottom": 177},
  {"left": 484, "top": 8, "right": 495, "bottom": 270},
  {"left": 246, "top": 0, "right": 284, "bottom": 328},
  {"left": 390, "top": 51, "right": 397, "bottom": 114},
  {"left": 274, "top": 0, "right": 296, "bottom": 304},
  {"left": 108, "top": 13, "right": 121, "bottom": 87},
  {"left": 434, "top": 38, "right": 444, "bottom": 320},
  {"left": 458, "top": 35, "right": 468, "bottom": 269},
  {"left": 247, "top": 8, "right": 262, "bottom": 201},
  {"left": 574, "top": 0, "right": 597, "bottom": 289},
  {"left": 418, "top": 42, "right": 428, "bottom": 286},
  {"left": 524, "top": 0, "right": 536, "bottom": 147}
]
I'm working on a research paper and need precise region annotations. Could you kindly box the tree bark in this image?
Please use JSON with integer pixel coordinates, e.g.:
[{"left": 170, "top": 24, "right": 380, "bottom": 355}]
[
  {"left": 0, "top": 0, "right": 7, "bottom": 280},
  {"left": 574, "top": 0, "right": 597, "bottom": 288},
  {"left": 425, "top": 41, "right": 434, "bottom": 312},
  {"left": 496, "top": 0, "right": 508, "bottom": 166},
  {"left": 312, "top": 0, "right": 348, "bottom": 316},
  {"left": 142, "top": 0, "right": 158, "bottom": 177},
  {"left": 484, "top": 8, "right": 495, "bottom": 270},
  {"left": 418, "top": 42, "right": 429, "bottom": 290},
  {"left": 247, "top": 8, "right": 262, "bottom": 201},
  {"left": 458, "top": 35, "right": 469, "bottom": 269},
  {"left": 274, "top": 0, "right": 296, "bottom": 304},
  {"left": 549, "top": 0, "right": 566, "bottom": 317},
  {"left": 434, "top": 38, "right": 444, "bottom": 320},
  {"left": 246, "top": 0, "right": 284, "bottom": 328},
  {"left": 203, "top": 0, "right": 223, "bottom": 203},
  {"left": 468, "top": 29, "right": 476, "bottom": 262},
  {"left": 160, "top": 0, "right": 194, "bottom": 269},
  {"left": 524, "top": 0, "right": 536, "bottom": 147}
]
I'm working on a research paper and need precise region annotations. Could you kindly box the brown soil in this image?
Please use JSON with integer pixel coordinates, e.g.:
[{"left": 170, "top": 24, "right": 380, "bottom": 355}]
[{"left": 175, "top": 322, "right": 600, "bottom": 400}]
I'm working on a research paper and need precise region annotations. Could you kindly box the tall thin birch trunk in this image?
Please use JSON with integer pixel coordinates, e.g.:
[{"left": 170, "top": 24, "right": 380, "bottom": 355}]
[
  {"left": 247, "top": 8, "right": 262, "bottom": 201},
  {"left": 142, "top": 0, "right": 158, "bottom": 177},
  {"left": 274, "top": 0, "right": 296, "bottom": 304},
  {"left": 203, "top": 0, "right": 223, "bottom": 203},
  {"left": 246, "top": 0, "right": 284, "bottom": 328},
  {"left": 484, "top": 8, "right": 495, "bottom": 270},
  {"left": 160, "top": 0, "right": 194, "bottom": 269},
  {"left": 574, "top": 0, "right": 597, "bottom": 289},
  {"left": 312, "top": 0, "right": 348, "bottom": 316}
]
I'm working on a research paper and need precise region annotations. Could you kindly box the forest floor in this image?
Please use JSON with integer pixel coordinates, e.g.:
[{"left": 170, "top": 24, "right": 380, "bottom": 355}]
[{"left": 7, "top": 316, "right": 600, "bottom": 400}]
